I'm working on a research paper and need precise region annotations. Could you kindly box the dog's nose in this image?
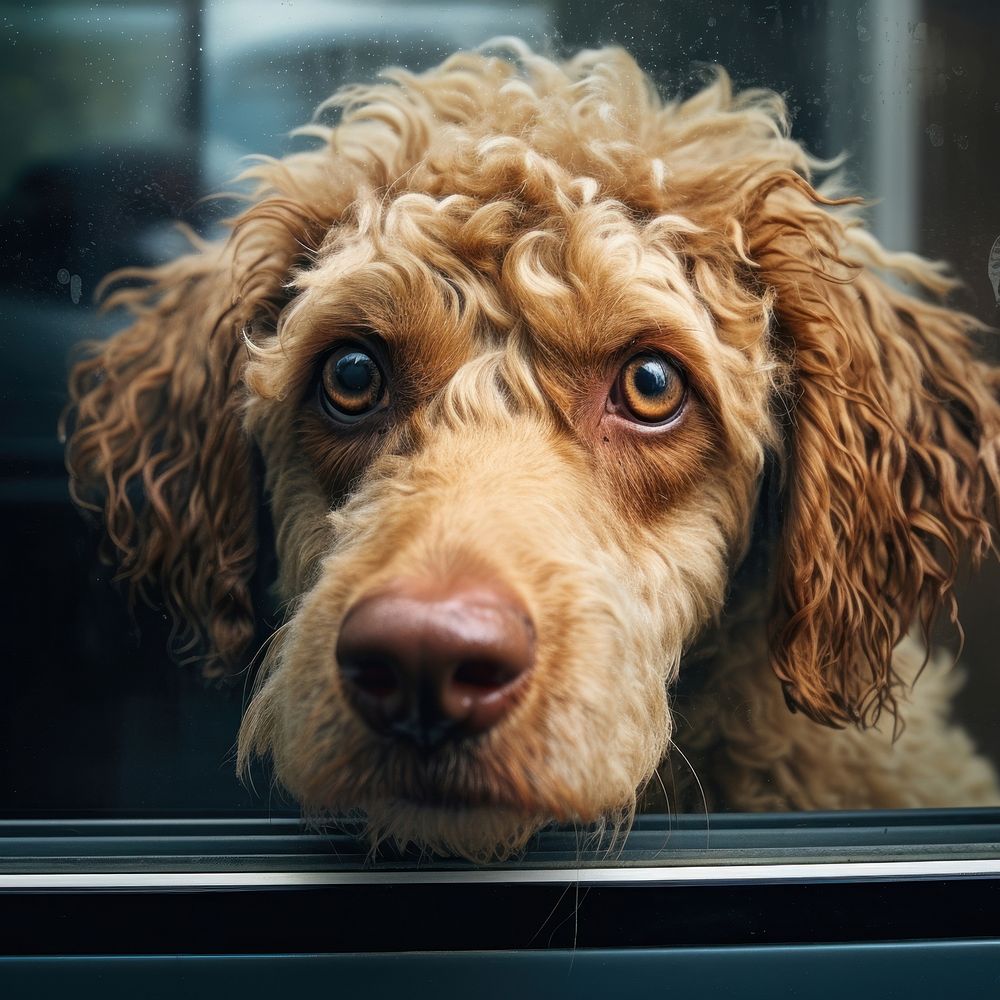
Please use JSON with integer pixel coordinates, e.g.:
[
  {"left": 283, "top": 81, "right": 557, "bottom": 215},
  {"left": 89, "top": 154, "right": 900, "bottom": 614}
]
[{"left": 335, "top": 579, "right": 535, "bottom": 749}]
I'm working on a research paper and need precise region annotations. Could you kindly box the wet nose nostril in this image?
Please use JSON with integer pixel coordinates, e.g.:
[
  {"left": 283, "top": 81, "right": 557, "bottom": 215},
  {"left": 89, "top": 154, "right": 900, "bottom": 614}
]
[
  {"left": 452, "top": 658, "right": 520, "bottom": 691},
  {"left": 340, "top": 655, "right": 400, "bottom": 699}
]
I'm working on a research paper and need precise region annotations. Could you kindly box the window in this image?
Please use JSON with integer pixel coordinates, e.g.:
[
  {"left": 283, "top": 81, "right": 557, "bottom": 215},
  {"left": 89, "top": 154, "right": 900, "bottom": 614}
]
[{"left": 2, "top": 0, "right": 1000, "bottom": 969}]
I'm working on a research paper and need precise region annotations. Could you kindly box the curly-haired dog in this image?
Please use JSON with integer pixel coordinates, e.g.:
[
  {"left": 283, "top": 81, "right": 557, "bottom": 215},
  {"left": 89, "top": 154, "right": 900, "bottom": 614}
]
[{"left": 67, "top": 43, "right": 1000, "bottom": 859}]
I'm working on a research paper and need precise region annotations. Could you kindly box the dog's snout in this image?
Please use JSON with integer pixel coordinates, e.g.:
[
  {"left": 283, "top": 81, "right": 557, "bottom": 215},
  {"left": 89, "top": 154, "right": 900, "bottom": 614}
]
[{"left": 335, "top": 579, "right": 535, "bottom": 748}]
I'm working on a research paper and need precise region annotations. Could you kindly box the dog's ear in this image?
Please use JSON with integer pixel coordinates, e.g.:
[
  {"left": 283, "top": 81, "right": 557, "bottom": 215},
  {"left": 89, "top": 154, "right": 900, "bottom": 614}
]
[
  {"left": 66, "top": 209, "right": 310, "bottom": 676},
  {"left": 747, "top": 175, "right": 1000, "bottom": 728}
]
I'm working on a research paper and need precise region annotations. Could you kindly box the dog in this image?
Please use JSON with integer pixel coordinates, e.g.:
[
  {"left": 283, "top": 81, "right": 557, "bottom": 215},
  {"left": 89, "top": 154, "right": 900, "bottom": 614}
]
[{"left": 67, "top": 42, "right": 1000, "bottom": 860}]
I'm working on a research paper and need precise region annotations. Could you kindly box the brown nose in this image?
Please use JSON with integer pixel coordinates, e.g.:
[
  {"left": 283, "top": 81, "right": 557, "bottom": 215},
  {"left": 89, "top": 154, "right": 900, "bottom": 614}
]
[{"left": 335, "top": 579, "right": 535, "bottom": 749}]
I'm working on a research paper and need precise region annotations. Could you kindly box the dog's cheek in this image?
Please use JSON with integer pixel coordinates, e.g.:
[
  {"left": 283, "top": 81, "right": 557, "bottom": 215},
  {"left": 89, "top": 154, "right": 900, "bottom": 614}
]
[
  {"left": 495, "top": 554, "right": 676, "bottom": 818},
  {"left": 265, "top": 570, "right": 379, "bottom": 805},
  {"left": 596, "top": 494, "right": 741, "bottom": 784}
]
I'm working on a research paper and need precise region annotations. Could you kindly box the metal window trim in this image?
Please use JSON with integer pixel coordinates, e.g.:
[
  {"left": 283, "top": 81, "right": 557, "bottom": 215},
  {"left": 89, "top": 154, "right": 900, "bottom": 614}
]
[{"left": 4, "top": 857, "right": 1000, "bottom": 890}]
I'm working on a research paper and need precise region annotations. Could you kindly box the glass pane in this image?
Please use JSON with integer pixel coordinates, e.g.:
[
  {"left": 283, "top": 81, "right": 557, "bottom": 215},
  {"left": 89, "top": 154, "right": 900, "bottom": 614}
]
[{"left": 2, "top": 0, "right": 998, "bottom": 866}]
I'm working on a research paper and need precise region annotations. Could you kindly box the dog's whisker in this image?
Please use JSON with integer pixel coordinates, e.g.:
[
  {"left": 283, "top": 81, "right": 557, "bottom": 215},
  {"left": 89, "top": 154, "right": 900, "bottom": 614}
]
[
  {"left": 668, "top": 737, "right": 710, "bottom": 837},
  {"left": 648, "top": 764, "right": 676, "bottom": 859}
]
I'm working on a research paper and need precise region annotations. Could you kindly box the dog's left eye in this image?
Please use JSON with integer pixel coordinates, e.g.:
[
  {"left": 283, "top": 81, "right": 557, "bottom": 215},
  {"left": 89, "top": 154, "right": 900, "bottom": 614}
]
[
  {"left": 319, "top": 344, "right": 387, "bottom": 421},
  {"left": 611, "top": 352, "right": 687, "bottom": 425}
]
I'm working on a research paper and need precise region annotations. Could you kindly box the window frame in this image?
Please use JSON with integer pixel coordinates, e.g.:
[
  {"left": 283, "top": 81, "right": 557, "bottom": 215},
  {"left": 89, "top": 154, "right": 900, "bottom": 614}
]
[{"left": 4, "top": 810, "right": 1000, "bottom": 954}]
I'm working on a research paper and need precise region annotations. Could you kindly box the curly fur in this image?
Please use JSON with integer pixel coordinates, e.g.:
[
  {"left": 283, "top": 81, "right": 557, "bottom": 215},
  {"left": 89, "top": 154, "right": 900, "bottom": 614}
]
[{"left": 67, "top": 42, "right": 1000, "bottom": 860}]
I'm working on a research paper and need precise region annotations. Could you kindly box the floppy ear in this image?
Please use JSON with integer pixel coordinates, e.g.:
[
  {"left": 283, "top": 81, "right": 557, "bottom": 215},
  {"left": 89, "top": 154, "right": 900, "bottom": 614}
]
[
  {"left": 66, "top": 207, "right": 311, "bottom": 676},
  {"left": 748, "top": 175, "right": 1000, "bottom": 728},
  {"left": 65, "top": 76, "right": 440, "bottom": 674}
]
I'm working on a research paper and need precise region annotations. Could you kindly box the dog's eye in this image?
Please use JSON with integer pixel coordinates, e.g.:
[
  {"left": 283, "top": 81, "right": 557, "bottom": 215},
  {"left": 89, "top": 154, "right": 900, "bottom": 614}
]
[
  {"left": 613, "top": 352, "right": 687, "bottom": 424},
  {"left": 320, "top": 345, "right": 386, "bottom": 420}
]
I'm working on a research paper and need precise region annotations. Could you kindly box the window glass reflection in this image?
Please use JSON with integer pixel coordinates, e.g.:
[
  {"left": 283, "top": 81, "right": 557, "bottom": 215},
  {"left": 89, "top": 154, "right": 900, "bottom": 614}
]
[{"left": 1, "top": 2, "right": 998, "bottom": 853}]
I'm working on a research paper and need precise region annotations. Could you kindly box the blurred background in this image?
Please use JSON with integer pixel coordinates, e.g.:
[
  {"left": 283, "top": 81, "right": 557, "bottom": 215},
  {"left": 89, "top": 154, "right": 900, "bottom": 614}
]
[{"left": 1, "top": 0, "right": 998, "bottom": 816}]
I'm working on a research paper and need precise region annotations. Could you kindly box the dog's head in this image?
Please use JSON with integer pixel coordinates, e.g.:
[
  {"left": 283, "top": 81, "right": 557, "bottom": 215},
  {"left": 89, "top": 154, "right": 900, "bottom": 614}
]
[{"left": 67, "top": 45, "right": 1000, "bottom": 859}]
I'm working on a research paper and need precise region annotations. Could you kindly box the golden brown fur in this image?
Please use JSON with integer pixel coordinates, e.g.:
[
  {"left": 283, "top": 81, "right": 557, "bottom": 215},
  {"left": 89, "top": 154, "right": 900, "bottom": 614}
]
[{"left": 67, "top": 42, "right": 1000, "bottom": 860}]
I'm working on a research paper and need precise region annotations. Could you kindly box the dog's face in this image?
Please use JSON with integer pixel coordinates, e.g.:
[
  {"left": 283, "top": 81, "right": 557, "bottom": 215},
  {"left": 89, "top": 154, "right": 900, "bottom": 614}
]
[
  {"left": 67, "top": 46, "right": 1000, "bottom": 859},
  {"left": 237, "top": 190, "right": 775, "bottom": 855}
]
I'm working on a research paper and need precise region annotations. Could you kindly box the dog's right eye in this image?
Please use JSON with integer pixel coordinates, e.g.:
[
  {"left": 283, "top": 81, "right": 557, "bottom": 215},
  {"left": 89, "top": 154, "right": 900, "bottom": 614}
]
[{"left": 319, "top": 344, "right": 387, "bottom": 421}]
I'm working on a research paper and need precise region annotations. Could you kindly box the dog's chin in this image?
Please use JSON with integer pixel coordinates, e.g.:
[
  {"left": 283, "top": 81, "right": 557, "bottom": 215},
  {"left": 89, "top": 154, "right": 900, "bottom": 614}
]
[
  {"left": 297, "top": 752, "right": 547, "bottom": 839},
  {"left": 286, "top": 741, "right": 634, "bottom": 861},
  {"left": 302, "top": 797, "right": 552, "bottom": 862}
]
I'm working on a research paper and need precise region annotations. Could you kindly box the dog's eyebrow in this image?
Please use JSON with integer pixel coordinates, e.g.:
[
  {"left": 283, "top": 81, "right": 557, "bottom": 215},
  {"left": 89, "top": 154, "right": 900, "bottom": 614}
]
[{"left": 531, "top": 298, "right": 717, "bottom": 368}]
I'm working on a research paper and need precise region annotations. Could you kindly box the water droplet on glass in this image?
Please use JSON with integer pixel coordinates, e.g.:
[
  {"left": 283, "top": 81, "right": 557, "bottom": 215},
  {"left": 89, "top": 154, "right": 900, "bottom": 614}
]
[{"left": 925, "top": 123, "right": 945, "bottom": 147}]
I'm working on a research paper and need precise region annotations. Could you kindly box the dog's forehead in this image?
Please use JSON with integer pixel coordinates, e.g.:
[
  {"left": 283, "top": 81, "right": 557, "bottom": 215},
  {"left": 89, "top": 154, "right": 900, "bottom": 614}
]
[{"left": 302, "top": 186, "right": 722, "bottom": 367}]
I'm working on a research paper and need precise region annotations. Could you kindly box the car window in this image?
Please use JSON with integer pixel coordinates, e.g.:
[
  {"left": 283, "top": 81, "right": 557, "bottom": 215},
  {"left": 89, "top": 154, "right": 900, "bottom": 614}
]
[{"left": 2, "top": 0, "right": 999, "bottom": 873}]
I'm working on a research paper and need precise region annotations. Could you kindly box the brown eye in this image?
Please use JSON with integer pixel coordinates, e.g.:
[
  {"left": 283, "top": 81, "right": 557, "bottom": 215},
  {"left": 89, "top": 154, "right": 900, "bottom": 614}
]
[
  {"left": 614, "top": 352, "right": 687, "bottom": 424},
  {"left": 320, "top": 344, "right": 386, "bottom": 420}
]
